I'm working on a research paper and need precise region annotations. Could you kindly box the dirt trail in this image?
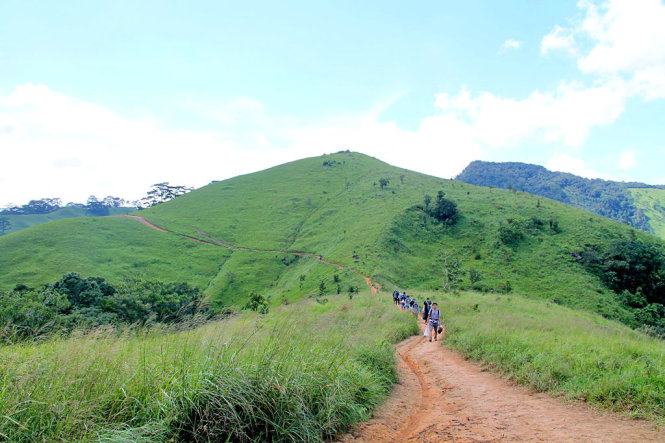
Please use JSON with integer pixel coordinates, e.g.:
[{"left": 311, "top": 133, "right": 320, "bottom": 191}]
[
  {"left": 341, "top": 324, "right": 664, "bottom": 443},
  {"left": 121, "top": 215, "right": 381, "bottom": 293},
  {"left": 121, "top": 215, "right": 167, "bottom": 232}
]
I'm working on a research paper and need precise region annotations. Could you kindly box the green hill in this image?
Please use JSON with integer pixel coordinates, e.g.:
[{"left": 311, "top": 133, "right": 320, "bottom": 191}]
[
  {"left": 0, "top": 206, "right": 133, "bottom": 235},
  {"left": 1, "top": 152, "right": 663, "bottom": 323},
  {"left": 630, "top": 188, "right": 665, "bottom": 239},
  {"left": 457, "top": 160, "right": 664, "bottom": 238}
]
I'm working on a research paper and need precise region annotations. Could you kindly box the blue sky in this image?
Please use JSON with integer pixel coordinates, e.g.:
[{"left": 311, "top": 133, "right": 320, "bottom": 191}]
[{"left": 1, "top": 0, "right": 664, "bottom": 205}]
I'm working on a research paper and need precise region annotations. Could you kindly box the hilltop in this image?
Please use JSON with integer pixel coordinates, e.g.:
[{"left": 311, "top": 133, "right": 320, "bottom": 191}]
[
  {"left": 457, "top": 160, "right": 665, "bottom": 238},
  {"left": 1, "top": 152, "right": 663, "bottom": 325}
]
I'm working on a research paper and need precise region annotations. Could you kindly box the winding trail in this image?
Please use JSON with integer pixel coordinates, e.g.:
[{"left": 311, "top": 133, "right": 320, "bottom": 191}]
[
  {"left": 123, "top": 215, "right": 662, "bottom": 441},
  {"left": 340, "top": 324, "right": 664, "bottom": 442},
  {"left": 120, "top": 215, "right": 380, "bottom": 293}
]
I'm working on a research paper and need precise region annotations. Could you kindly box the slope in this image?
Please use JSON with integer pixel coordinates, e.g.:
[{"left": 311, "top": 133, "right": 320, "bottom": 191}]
[
  {"left": 1, "top": 152, "right": 663, "bottom": 322},
  {"left": 0, "top": 206, "right": 133, "bottom": 235},
  {"left": 457, "top": 160, "right": 664, "bottom": 238},
  {"left": 630, "top": 188, "right": 665, "bottom": 239}
]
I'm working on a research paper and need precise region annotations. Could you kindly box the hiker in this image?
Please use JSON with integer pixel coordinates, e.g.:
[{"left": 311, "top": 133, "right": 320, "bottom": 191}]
[
  {"left": 393, "top": 290, "right": 399, "bottom": 305},
  {"left": 422, "top": 298, "right": 431, "bottom": 323},
  {"left": 411, "top": 299, "right": 419, "bottom": 317},
  {"left": 427, "top": 302, "right": 443, "bottom": 342}
]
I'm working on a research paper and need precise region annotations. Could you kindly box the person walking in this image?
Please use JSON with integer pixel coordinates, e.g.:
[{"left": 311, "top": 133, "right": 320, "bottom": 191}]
[
  {"left": 411, "top": 299, "right": 420, "bottom": 318},
  {"left": 427, "top": 302, "right": 442, "bottom": 342},
  {"left": 422, "top": 298, "right": 431, "bottom": 323}
]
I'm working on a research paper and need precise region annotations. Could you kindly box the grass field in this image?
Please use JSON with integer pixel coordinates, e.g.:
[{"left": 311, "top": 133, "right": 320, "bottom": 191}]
[
  {"left": 0, "top": 206, "right": 132, "bottom": 235},
  {"left": 630, "top": 188, "right": 665, "bottom": 240},
  {"left": 426, "top": 291, "right": 665, "bottom": 421},
  {"left": 0, "top": 292, "right": 417, "bottom": 442}
]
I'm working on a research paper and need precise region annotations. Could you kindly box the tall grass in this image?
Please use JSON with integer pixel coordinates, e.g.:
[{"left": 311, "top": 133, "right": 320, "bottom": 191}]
[
  {"left": 0, "top": 293, "right": 417, "bottom": 442},
  {"left": 433, "top": 291, "right": 665, "bottom": 421}
]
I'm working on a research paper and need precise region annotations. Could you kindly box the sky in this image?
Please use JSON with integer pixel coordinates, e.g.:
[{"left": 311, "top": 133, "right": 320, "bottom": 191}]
[{"left": 1, "top": 0, "right": 665, "bottom": 206}]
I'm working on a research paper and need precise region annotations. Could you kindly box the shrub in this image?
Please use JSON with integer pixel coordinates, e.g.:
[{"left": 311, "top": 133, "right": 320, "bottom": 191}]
[
  {"left": 424, "top": 191, "right": 459, "bottom": 224},
  {"left": 244, "top": 292, "right": 269, "bottom": 314}
]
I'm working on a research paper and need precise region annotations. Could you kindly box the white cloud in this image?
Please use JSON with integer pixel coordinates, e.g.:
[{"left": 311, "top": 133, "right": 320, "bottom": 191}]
[
  {"left": 618, "top": 149, "right": 637, "bottom": 170},
  {"left": 545, "top": 153, "right": 603, "bottom": 178},
  {"left": 0, "top": 84, "right": 298, "bottom": 206},
  {"left": 541, "top": 25, "right": 577, "bottom": 55},
  {"left": 499, "top": 38, "right": 522, "bottom": 53},
  {"left": 542, "top": 0, "right": 665, "bottom": 99},
  {"left": 434, "top": 79, "right": 627, "bottom": 148}
]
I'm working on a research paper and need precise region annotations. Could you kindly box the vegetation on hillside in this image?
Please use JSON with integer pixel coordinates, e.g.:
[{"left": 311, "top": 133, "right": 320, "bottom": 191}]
[
  {"left": 440, "top": 292, "right": 665, "bottom": 421},
  {"left": 0, "top": 293, "right": 416, "bottom": 442},
  {"left": 457, "top": 160, "right": 662, "bottom": 235},
  {"left": 575, "top": 238, "right": 665, "bottom": 336},
  {"left": 0, "top": 273, "right": 209, "bottom": 342}
]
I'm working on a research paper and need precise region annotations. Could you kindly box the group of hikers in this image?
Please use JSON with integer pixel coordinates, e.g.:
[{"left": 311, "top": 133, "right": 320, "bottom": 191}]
[{"left": 392, "top": 290, "right": 444, "bottom": 342}]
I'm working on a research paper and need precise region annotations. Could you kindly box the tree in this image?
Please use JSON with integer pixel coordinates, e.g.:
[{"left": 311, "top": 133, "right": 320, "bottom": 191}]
[
  {"left": 379, "top": 178, "right": 389, "bottom": 190},
  {"left": 139, "top": 182, "right": 193, "bottom": 208},
  {"left": 0, "top": 218, "right": 10, "bottom": 235},
  {"left": 102, "top": 196, "right": 128, "bottom": 208},
  {"left": 2, "top": 198, "right": 61, "bottom": 215},
  {"left": 427, "top": 191, "right": 459, "bottom": 224},
  {"left": 577, "top": 239, "right": 665, "bottom": 308},
  {"left": 244, "top": 292, "right": 269, "bottom": 314},
  {"left": 318, "top": 280, "right": 326, "bottom": 296},
  {"left": 86, "top": 196, "right": 110, "bottom": 216}
]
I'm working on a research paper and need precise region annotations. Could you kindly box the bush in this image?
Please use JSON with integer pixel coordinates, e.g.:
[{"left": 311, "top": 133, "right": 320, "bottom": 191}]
[
  {"left": 244, "top": 292, "right": 269, "bottom": 314},
  {"left": 424, "top": 191, "right": 459, "bottom": 224}
]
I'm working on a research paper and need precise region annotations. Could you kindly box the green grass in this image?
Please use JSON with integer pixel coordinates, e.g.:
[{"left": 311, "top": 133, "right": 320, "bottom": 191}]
[
  {"left": 0, "top": 217, "right": 227, "bottom": 289},
  {"left": 0, "top": 207, "right": 132, "bottom": 235},
  {"left": 428, "top": 291, "right": 665, "bottom": 421},
  {"left": 630, "top": 188, "right": 665, "bottom": 240},
  {"left": 1, "top": 152, "right": 663, "bottom": 321},
  {"left": 0, "top": 292, "right": 417, "bottom": 442}
]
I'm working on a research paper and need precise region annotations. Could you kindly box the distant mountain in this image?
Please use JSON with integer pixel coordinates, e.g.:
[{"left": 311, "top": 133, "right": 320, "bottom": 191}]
[{"left": 457, "top": 161, "right": 665, "bottom": 238}]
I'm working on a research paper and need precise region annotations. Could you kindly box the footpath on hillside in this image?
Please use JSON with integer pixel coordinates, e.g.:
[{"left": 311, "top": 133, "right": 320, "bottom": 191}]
[{"left": 123, "top": 215, "right": 663, "bottom": 442}]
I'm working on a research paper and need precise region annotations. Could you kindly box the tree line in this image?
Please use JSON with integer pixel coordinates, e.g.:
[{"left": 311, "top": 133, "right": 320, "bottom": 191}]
[{"left": 0, "top": 273, "right": 210, "bottom": 342}]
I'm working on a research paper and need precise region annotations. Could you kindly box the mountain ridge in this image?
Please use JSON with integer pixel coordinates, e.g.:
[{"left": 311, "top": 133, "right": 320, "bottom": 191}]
[{"left": 457, "top": 160, "right": 665, "bottom": 238}]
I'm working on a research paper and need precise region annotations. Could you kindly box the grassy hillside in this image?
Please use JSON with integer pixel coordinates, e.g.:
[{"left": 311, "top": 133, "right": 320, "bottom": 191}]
[
  {"left": 0, "top": 217, "right": 226, "bottom": 289},
  {"left": 457, "top": 160, "right": 663, "bottom": 238},
  {"left": 1, "top": 152, "right": 662, "bottom": 322},
  {"left": 630, "top": 188, "right": 665, "bottom": 239},
  {"left": 0, "top": 206, "right": 132, "bottom": 235},
  {"left": 0, "top": 293, "right": 417, "bottom": 441},
  {"left": 438, "top": 291, "right": 665, "bottom": 420}
]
